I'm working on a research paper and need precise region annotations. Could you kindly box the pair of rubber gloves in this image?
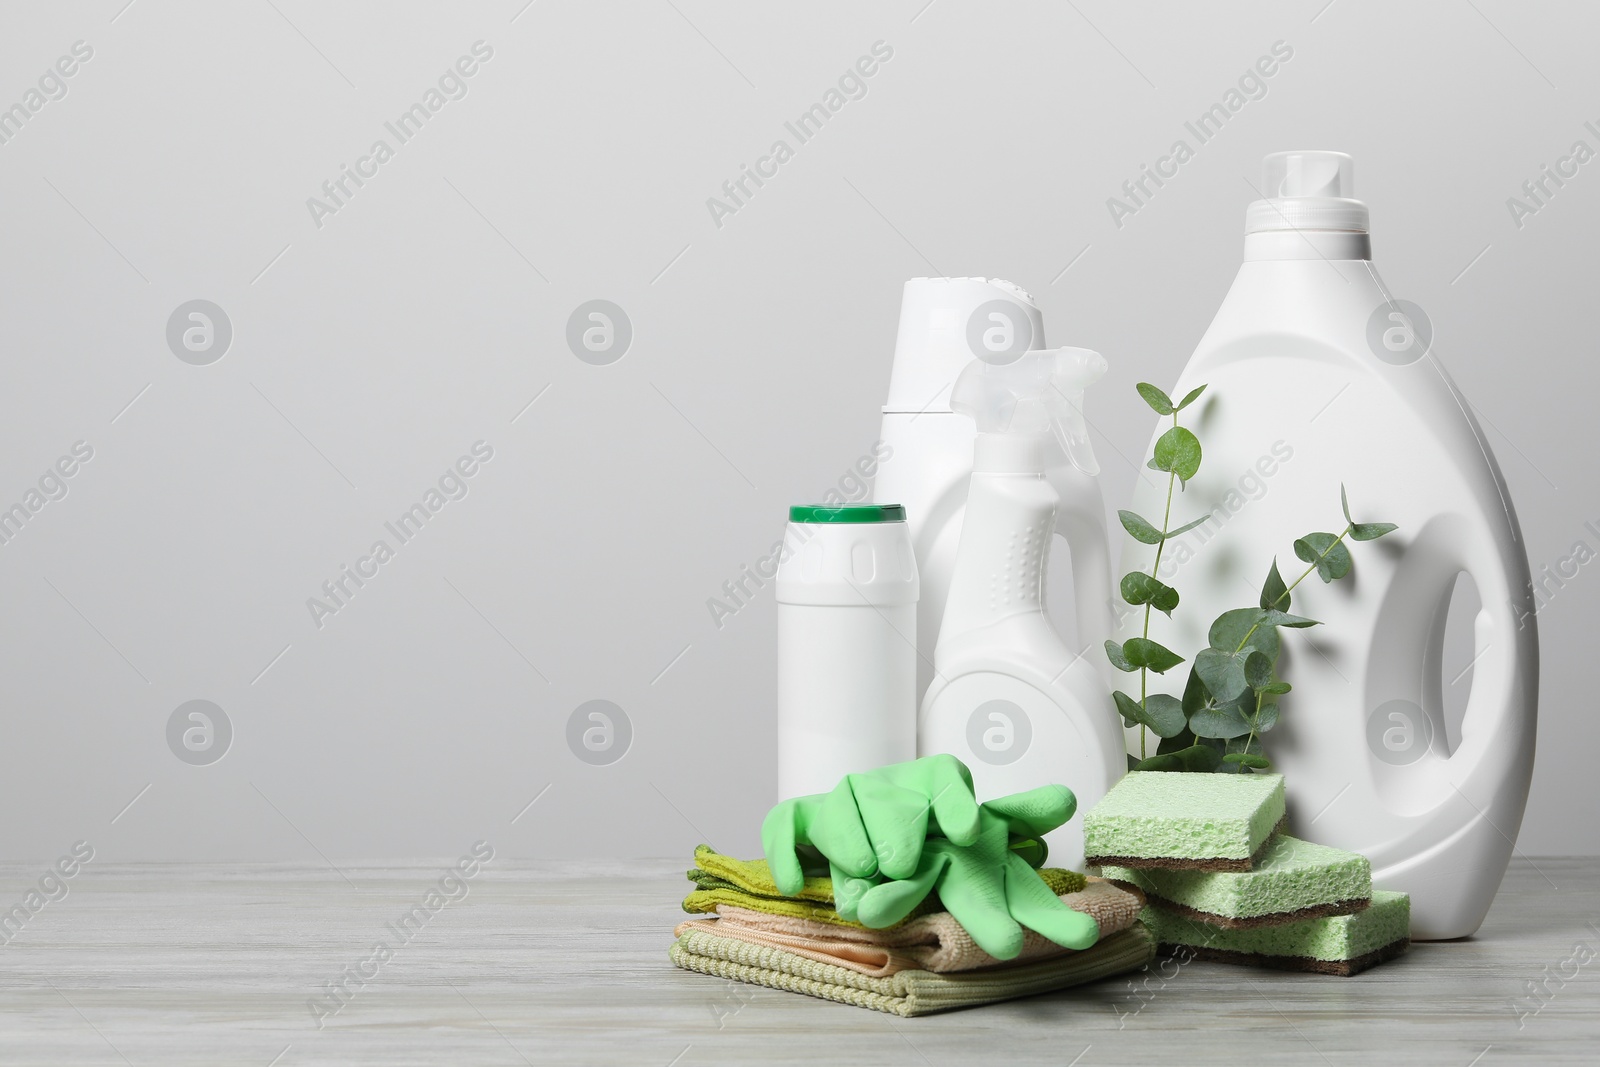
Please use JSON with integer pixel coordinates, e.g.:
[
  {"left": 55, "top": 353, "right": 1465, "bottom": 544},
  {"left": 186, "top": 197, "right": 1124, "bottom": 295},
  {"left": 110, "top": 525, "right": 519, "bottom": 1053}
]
[{"left": 760, "top": 755, "right": 1099, "bottom": 960}]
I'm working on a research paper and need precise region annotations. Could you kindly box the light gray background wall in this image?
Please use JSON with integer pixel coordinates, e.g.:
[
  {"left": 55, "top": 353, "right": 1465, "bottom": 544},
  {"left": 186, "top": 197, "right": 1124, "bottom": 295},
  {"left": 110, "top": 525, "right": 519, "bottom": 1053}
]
[{"left": 1, "top": 0, "right": 1593, "bottom": 864}]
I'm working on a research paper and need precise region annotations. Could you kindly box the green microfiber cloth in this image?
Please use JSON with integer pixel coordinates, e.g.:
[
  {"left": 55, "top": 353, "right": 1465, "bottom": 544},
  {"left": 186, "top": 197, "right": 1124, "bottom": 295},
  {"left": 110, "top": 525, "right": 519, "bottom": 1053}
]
[
  {"left": 1139, "top": 890, "right": 1410, "bottom": 976},
  {"left": 1102, "top": 835, "right": 1371, "bottom": 928},
  {"left": 681, "top": 845, "right": 1086, "bottom": 929},
  {"left": 689, "top": 845, "right": 837, "bottom": 904},
  {"left": 669, "top": 923, "right": 1156, "bottom": 1016},
  {"left": 1085, "top": 772, "right": 1287, "bottom": 870}
]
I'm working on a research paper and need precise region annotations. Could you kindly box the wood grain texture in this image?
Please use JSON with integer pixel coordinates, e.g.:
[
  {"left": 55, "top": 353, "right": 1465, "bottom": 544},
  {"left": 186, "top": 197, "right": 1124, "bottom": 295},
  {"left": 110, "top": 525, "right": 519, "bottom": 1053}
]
[{"left": 0, "top": 857, "right": 1595, "bottom": 1065}]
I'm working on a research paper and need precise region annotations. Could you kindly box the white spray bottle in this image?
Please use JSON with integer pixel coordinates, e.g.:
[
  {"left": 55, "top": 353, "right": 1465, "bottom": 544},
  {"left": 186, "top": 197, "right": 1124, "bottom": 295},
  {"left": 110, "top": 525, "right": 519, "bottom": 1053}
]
[
  {"left": 919, "top": 348, "right": 1126, "bottom": 870},
  {"left": 875, "top": 279, "right": 1115, "bottom": 707},
  {"left": 1117, "top": 151, "right": 1537, "bottom": 939}
]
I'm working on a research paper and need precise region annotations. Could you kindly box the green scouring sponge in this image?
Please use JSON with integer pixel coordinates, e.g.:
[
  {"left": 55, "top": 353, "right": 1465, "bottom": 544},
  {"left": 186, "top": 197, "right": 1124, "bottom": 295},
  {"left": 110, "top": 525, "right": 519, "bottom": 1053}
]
[
  {"left": 1102, "top": 835, "right": 1372, "bottom": 928},
  {"left": 1084, "top": 772, "right": 1287, "bottom": 872},
  {"left": 1141, "top": 890, "right": 1410, "bottom": 976}
]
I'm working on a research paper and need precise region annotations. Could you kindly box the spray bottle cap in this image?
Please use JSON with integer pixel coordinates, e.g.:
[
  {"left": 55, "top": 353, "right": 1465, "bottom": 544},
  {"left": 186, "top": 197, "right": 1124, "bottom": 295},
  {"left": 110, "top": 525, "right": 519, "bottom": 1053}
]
[
  {"left": 884, "top": 278, "right": 1046, "bottom": 413},
  {"left": 1246, "top": 151, "right": 1368, "bottom": 234},
  {"left": 950, "top": 347, "right": 1105, "bottom": 475}
]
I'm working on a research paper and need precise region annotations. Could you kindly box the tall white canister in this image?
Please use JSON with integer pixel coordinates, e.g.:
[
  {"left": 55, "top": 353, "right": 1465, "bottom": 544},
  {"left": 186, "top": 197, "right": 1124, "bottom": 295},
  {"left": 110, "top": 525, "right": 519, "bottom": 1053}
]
[{"left": 776, "top": 504, "right": 919, "bottom": 800}]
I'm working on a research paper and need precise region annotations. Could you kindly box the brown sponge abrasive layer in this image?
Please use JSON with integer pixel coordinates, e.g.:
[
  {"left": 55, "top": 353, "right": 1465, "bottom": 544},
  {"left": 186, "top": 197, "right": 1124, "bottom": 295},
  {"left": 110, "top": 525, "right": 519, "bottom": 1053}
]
[{"left": 1159, "top": 937, "right": 1409, "bottom": 977}]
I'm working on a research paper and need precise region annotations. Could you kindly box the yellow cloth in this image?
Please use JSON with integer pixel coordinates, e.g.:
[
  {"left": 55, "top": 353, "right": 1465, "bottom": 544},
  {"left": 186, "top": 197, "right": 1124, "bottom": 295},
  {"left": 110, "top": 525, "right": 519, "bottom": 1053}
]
[
  {"left": 681, "top": 844, "right": 1087, "bottom": 929},
  {"left": 690, "top": 844, "right": 835, "bottom": 903}
]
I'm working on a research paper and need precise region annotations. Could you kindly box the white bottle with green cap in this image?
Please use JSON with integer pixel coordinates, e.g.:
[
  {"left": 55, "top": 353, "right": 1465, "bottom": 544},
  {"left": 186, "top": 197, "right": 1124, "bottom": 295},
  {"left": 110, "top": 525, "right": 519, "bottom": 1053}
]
[{"left": 776, "top": 504, "right": 919, "bottom": 800}]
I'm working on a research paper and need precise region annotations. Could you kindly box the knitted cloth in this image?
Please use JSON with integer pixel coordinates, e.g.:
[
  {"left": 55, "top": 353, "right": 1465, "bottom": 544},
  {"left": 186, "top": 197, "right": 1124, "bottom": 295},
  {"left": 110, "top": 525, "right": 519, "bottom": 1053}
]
[
  {"left": 669, "top": 923, "right": 1156, "bottom": 1017},
  {"left": 685, "top": 877, "right": 1144, "bottom": 976},
  {"left": 681, "top": 844, "right": 1086, "bottom": 930}
]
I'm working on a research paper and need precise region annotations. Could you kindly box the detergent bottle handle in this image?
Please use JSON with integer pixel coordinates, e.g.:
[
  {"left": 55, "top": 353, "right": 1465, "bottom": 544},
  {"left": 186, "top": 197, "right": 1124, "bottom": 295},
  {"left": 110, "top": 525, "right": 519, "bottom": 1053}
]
[
  {"left": 1376, "top": 511, "right": 1536, "bottom": 815},
  {"left": 1444, "top": 526, "right": 1536, "bottom": 798}
]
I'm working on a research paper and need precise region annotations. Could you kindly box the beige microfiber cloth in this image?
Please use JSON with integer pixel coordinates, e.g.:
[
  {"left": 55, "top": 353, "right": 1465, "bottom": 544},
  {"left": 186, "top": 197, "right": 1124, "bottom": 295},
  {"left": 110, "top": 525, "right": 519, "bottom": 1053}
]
[
  {"left": 681, "top": 877, "right": 1145, "bottom": 976},
  {"left": 681, "top": 844, "right": 1086, "bottom": 930},
  {"left": 669, "top": 922, "right": 1156, "bottom": 1017}
]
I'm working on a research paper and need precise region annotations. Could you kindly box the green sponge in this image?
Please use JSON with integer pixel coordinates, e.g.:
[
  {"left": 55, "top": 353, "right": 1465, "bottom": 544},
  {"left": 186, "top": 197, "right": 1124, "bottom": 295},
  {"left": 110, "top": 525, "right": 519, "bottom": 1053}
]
[
  {"left": 1102, "top": 835, "right": 1371, "bottom": 928},
  {"left": 1084, "top": 772, "right": 1287, "bottom": 871},
  {"left": 1141, "top": 890, "right": 1410, "bottom": 976}
]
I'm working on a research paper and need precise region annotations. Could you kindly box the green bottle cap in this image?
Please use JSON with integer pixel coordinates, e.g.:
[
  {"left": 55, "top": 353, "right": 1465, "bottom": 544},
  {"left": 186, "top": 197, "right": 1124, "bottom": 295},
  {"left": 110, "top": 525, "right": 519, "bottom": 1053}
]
[{"left": 787, "top": 503, "right": 906, "bottom": 524}]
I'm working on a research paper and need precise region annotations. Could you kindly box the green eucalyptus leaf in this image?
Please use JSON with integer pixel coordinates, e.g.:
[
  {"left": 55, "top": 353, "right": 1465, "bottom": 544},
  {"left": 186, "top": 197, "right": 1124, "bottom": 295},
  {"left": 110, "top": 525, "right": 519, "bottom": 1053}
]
[
  {"left": 1253, "top": 702, "right": 1281, "bottom": 733},
  {"left": 1342, "top": 485, "right": 1398, "bottom": 541},
  {"left": 1122, "top": 638, "right": 1185, "bottom": 674},
  {"left": 1195, "top": 646, "right": 1251, "bottom": 704},
  {"left": 1293, "top": 532, "right": 1352, "bottom": 582},
  {"left": 1351, "top": 522, "right": 1399, "bottom": 541},
  {"left": 1189, "top": 700, "right": 1255, "bottom": 739},
  {"left": 1174, "top": 384, "right": 1207, "bottom": 411},
  {"left": 1262, "top": 681, "right": 1292, "bottom": 695},
  {"left": 1222, "top": 753, "right": 1272, "bottom": 769},
  {"left": 1127, "top": 751, "right": 1142, "bottom": 772},
  {"left": 1136, "top": 383, "right": 1175, "bottom": 415},
  {"left": 1104, "top": 639, "right": 1136, "bottom": 673},
  {"left": 1153, "top": 426, "right": 1202, "bottom": 483},
  {"left": 1118, "top": 510, "right": 1165, "bottom": 545},
  {"left": 1167, "top": 514, "right": 1213, "bottom": 539},
  {"left": 1181, "top": 667, "right": 1210, "bottom": 717},
  {"left": 1170, "top": 744, "right": 1223, "bottom": 772},
  {"left": 1226, "top": 734, "right": 1264, "bottom": 758},
  {"left": 1132, "top": 753, "right": 1183, "bottom": 772},
  {"left": 1259, "top": 609, "right": 1319, "bottom": 629},
  {"left": 1260, "top": 559, "right": 1288, "bottom": 611},
  {"left": 1120, "top": 572, "right": 1179, "bottom": 615},
  {"left": 1157, "top": 726, "right": 1198, "bottom": 754},
  {"left": 1244, "top": 650, "right": 1274, "bottom": 691},
  {"left": 1143, "top": 694, "right": 1188, "bottom": 737},
  {"left": 1208, "top": 607, "right": 1281, "bottom": 662},
  {"left": 1112, "top": 689, "right": 1145, "bottom": 728}
]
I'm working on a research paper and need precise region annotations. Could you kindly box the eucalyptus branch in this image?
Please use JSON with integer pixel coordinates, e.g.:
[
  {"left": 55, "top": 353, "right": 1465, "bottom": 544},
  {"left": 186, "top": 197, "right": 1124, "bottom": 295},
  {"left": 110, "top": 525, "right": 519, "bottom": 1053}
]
[
  {"left": 1138, "top": 411, "right": 1181, "bottom": 760},
  {"left": 1107, "top": 382, "right": 1398, "bottom": 774},
  {"left": 1231, "top": 525, "right": 1353, "bottom": 655}
]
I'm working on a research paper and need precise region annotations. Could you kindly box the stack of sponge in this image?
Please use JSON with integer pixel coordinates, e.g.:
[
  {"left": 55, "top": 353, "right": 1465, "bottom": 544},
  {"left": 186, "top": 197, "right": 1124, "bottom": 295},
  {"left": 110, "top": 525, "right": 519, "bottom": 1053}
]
[{"left": 1084, "top": 772, "right": 1409, "bottom": 977}]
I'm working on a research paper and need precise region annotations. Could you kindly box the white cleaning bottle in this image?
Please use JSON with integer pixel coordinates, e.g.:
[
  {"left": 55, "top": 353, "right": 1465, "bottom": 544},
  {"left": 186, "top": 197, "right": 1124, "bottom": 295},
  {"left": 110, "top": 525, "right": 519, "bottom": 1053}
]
[
  {"left": 1117, "top": 151, "right": 1537, "bottom": 939},
  {"left": 775, "top": 504, "right": 919, "bottom": 800},
  {"left": 875, "top": 279, "right": 1115, "bottom": 707},
  {"left": 919, "top": 348, "right": 1126, "bottom": 870}
]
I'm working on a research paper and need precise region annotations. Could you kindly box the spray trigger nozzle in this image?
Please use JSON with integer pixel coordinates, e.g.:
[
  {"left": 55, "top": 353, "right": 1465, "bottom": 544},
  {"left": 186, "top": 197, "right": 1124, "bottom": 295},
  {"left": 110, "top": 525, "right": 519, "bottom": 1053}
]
[{"left": 950, "top": 347, "right": 1107, "bottom": 475}]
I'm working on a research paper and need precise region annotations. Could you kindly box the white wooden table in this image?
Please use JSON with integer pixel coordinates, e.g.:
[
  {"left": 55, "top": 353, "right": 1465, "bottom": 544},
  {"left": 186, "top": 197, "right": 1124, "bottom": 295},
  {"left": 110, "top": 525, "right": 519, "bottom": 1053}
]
[{"left": 1, "top": 857, "right": 1595, "bottom": 1065}]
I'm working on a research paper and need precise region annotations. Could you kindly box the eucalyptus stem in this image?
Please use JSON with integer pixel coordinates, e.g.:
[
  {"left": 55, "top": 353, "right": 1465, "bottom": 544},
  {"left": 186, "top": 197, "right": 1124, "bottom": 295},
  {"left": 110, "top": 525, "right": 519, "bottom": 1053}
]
[
  {"left": 1241, "top": 688, "right": 1265, "bottom": 762},
  {"left": 1138, "top": 411, "right": 1181, "bottom": 760}
]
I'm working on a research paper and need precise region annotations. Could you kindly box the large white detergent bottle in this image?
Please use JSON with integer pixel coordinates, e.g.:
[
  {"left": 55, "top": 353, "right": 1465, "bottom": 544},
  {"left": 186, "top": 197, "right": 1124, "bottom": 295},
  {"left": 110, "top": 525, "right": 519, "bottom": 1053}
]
[
  {"left": 919, "top": 348, "right": 1126, "bottom": 870},
  {"left": 875, "top": 278, "right": 1115, "bottom": 707},
  {"left": 1117, "top": 151, "right": 1537, "bottom": 939}
]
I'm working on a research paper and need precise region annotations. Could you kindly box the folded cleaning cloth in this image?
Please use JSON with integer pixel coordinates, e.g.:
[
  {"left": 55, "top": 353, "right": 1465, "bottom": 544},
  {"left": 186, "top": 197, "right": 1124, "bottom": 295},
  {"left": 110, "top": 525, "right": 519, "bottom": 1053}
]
[
  {"left": 669, "top": 922, "right": 1156, "bottom": 1016},
  {"left": 682, "top": 844, "right": 1086, "bottom": 929},
  {"left": 680, "top": 878, "right": 1145, "bottom": 976}
]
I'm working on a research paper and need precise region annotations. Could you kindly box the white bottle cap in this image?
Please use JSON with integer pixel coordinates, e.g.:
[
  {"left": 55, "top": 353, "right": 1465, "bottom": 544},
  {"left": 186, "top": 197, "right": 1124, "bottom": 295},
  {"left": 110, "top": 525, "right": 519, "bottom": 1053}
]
[
  {"left": 883, "top": 277, "right": 1046, "bottom": 413},
  {"left": 1246, "top": 151, "right": 1369, "bottom": 234}
]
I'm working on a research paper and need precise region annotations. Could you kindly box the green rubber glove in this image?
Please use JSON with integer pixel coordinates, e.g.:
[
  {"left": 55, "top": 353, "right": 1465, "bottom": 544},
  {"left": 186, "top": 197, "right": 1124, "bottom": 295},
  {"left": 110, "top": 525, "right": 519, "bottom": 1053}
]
[
  {"left": 761, "top": 755, "right": 984, "bottom": 904},
  {"left": 854, "top": 784, "right": 1098, "bottom": 960}
]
